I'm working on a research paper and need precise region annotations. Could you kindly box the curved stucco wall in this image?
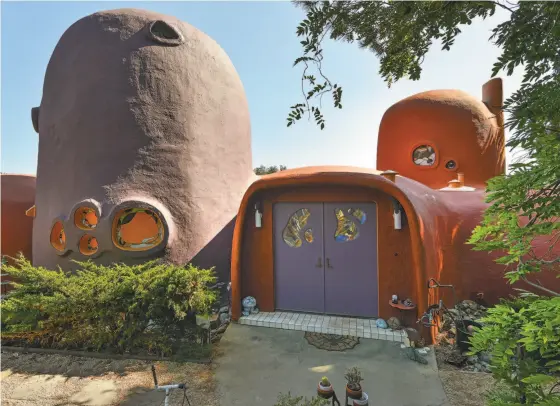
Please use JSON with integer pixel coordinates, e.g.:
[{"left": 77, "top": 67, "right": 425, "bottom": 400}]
[
  {"left": 377, "top": 80, "right": 505, "bottom": 189},
  {"left": 32, "top": 9, "right": 254, "bottom": 271},
  {"left": 1, "top": 174, "right": 36, "bottom": 265}
]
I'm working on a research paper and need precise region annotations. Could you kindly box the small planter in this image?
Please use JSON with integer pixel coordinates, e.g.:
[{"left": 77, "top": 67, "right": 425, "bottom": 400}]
[
  {"left": 317, "top": 383, "right": 334, "bottom": 399},
  {"left": 346, "top": 384, "right": 363, "bottom": 400},
  {"left": 353, "top": 392, "right": 369, "bottom": 406}
]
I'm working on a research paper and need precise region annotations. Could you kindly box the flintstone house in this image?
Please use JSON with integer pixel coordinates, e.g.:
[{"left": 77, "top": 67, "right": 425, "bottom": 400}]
[{"left": 2, "top": 8, "right": 558, "bottom": 341}]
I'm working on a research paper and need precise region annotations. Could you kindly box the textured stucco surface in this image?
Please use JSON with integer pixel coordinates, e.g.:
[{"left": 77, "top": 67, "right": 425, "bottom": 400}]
[
  {"left": 32, "top": 8, "right": 254, "bottom": 271},
  {"left": 230, "top": 166, "right": 560, "bottom": 342},
  {"left": 1, "top": 174, "right": 36, "bottom": 264},
  {"left": 377, "top": 79, "right": 505, "bottom": 189}
]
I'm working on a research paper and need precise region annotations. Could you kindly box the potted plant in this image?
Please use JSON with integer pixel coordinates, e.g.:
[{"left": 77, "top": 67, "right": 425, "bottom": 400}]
[
  {"left": 352, "top": 392, "right": 369, "bottom": 406},
  {"left": 317, "top": 376, "right": 334, "bottom": 399},
  {"left": 344, "top": 367, "right": 363, "bottom": 400}
]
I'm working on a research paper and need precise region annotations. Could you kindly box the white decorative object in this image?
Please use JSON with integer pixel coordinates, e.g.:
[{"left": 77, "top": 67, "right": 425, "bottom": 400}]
[
  {"left": 391, "top": 294, "right": 398, "bottom": 304},
  {"left": 393, "top": 210, "right": 402, "bottom": 230},
  {"left": 255, "top": 207, "right": 262, "bottom": 228}
]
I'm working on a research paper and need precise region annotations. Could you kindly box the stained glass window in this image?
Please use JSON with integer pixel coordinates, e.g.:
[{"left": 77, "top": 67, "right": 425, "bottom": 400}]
[
  {"left": 412, "top": 145, "right": 436, "bottom": 166},
  {"left": 334, "top": 208, "right": 360, "bottom": 242},
  {"left": 350, "top": 208, "right": 367, "bottom": 224},
  {"left": 112, "top": 208, "right": 165, "bottom": 251},
  {"left": 304, "top": 228, "right": 314, "bottom": 243},
  {"left": 79, "top": 235, "right": 99, "bottom": 256},
  {"left": 74, "top": 207, "right": 98, "bottom": 230},
  {"left": 50, "top": 221, "right": 66, "bottom": 252},
  {"left": 282, "top": 208, "right": 311, "bottom": 248}
]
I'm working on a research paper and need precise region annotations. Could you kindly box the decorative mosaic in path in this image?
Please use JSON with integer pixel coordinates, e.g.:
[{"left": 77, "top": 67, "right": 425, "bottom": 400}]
[
  {"left": 238, "top": 311, "right": 408, "bottom": 343},
  {"left": 304, "top": 332, "right": 360, "bottom": 351}
]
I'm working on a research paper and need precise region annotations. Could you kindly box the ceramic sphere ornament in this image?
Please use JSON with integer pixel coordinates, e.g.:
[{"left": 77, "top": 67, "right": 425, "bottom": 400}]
[{"left": 242, "top": 296, "right": 257, "bottom": 314}]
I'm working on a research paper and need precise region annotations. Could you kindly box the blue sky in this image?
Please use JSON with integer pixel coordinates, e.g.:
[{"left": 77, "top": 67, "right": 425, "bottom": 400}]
[{"left": 1, "top": 1, "right": 520, "bottom": 175}]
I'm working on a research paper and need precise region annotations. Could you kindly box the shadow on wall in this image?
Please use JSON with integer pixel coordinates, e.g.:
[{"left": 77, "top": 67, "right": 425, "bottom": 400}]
[{"left": 189, "top": 216, "right": 236, "bottom": 305}]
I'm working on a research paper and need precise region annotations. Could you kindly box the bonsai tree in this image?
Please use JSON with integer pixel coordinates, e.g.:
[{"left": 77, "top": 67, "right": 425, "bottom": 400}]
[{"left": 344, "top": 366, "right": 363, "bottom": 391}]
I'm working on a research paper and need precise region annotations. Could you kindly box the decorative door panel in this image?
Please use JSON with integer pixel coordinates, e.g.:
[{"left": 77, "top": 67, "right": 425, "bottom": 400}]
[
  {"left": 273, "top": 203, "right": 325, "bottom": 313},
  {"left": 323, "top": 203, "right": 378, "bottom": 317}
]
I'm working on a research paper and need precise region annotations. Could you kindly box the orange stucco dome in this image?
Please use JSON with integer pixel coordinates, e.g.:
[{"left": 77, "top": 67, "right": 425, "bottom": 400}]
[{"left": 377, "top": 80, "right": 505, "bottom": 189}]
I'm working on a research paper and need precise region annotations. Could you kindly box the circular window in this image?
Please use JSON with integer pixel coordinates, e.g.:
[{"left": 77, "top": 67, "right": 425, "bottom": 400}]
[
  {"left": 148, "top": 20, "right": 184, "bottom": 46},
  {"left": 412, "top": 145, "right": 436, "bottom": 166},
  {"left": 112, "top": 207, "right": 165, "bottom": 251},
  {"left": 74, "top": 207, "right": 98, "bottom": 230},
  {"left": 445, "top": 159, "right": 458, "bottom": 171},
  {"left": 79, "top": 235, "right": 98, "bottom": 256},
  {"left": 50, "top": 221, "right": 66, "bottom": 252}
]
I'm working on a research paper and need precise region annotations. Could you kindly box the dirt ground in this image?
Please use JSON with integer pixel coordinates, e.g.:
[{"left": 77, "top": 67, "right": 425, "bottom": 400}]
[
  {"left": 0, "top": 350, "right": 219, "bottom": 406},
  {"left": 1, "top": 344, "right": 497, "bottom": 406},
  {"left": 439, "top": 370, "right": 495, "bottom": 406},
  {"left": 435, "top": 345, "right": 496, "bottom": 406}
]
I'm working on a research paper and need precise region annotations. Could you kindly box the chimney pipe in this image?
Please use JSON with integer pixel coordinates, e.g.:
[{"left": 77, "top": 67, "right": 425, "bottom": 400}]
[
  {"left": 448, "top": 180, "right": 462, "bottom": 189},
  {"left": 457, "top": 173, "right": 465, "bottom": 187}
]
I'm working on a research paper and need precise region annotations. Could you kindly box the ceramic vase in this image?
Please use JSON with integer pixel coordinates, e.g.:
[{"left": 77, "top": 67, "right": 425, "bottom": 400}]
[
  {"left": 346, "top": 384, "right": 362, "bottom": 400},
  {"left": 317, "top": 383, "right": 334, "bottom": 399},
  {"left": 353, "top": 392, "right": 368, "bottom": 406}
]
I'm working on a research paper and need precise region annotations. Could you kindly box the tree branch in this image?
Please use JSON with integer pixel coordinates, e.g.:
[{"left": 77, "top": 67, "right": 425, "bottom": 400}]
[
  {"left": 549, "top": 381, "right": 560, "bottom": 396},
  {"left": 491, "top": 1, "right": 517, "bottom": 13},
  {"left": 521, "top": 275, "right": 560, "bottom": 297}
]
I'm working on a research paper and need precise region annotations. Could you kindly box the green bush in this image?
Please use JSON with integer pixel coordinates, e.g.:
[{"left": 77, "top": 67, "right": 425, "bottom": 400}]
[
  {"left": 469, "top": 296, "right": 560, "bottom": 405},
  {"left": 274, "top": 393, "right": 328, "bottom": 406},
  {"left": 1, "top": 255, "right": 218, "bottom": 356}
]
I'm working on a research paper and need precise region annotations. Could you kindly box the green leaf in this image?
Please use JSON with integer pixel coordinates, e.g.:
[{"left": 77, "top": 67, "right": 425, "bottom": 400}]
[{"left": 521, "top": 374, "right": 556, "bottom": 385}]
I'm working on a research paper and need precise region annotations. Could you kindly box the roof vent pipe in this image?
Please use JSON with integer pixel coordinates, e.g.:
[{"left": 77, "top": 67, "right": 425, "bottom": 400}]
[
  {"left": 457, "top": 173, "right": 465, "bottom": 187},
  {"left": 448, "top": 179, "right": 462, "bottom": 189},
  {"left": 381, "top": 170, "right": 398, "bottom": 183}
]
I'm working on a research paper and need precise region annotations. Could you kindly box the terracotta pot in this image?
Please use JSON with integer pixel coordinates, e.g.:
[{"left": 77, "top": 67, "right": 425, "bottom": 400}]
[
  {"left": 317, "top": 383, "right": 334, "bottom": 399},
  {"left": 346, "top": 384, "right": 362, "bottom": 400},
  {"left": 353, "top": 391, "right": 369, "bottom": 405}
]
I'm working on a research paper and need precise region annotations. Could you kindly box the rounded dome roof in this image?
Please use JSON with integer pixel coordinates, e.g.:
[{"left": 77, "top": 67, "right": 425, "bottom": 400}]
[{"left": 385, "top": 89, "right": 495, "bottom": 122}]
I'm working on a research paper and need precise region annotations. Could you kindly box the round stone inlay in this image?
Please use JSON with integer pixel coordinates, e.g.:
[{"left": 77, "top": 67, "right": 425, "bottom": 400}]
[{"left": 304, "top": 332, "right": 360, "bottom": 351}]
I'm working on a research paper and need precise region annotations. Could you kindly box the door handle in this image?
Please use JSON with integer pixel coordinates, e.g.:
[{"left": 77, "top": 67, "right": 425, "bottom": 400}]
[
  {"left": 326, "top": 258, "right": 333, "bottom": 268},
  {"left": 316, "top": 257, "right": 323, "bottom": 268}
]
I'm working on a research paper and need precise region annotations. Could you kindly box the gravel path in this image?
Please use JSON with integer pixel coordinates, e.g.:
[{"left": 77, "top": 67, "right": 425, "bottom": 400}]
[
  {"left": 439, "top": 370, "right": 495, "bottom": 406},
  {"left": 1, "top": 351, "right": 218, "bottom": 406}
]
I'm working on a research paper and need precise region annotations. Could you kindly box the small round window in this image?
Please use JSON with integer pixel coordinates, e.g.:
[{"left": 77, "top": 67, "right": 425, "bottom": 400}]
[
  {"left": 50, "top": 221, "right": 66, "bottom": 252},
  {"left": 445, "top": 159, "right": 458, "bottom": 171},
  {"left": 74, "top": 207, "right": 98, "bottom": 230},
  {"left": 412, "top": 145, "right": 436, "bottom": 166},
  {"left": 79, "top": 235, "right": 99, "bottom": 256}
]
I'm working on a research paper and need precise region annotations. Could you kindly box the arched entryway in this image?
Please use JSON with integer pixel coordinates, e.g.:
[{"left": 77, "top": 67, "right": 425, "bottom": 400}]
[{"left": 230, "top": 167, "right": 429, "bottom": 326}]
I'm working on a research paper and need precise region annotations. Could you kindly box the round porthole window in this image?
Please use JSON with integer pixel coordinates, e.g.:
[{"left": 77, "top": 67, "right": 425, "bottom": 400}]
[
  {"left": 50, "top": 221, "right": 66, "bottom": 252},
  {"left": 79, "top": 235, "right": 99, "bottom": 256},
  {"left": 445, "top": 159, "right": 458, "bottom": 171},
  {"left": 74, "top": 207, "right": 98, "bottom": 230},
  {"left": 148, "top": 20, "right": 184, "bottom": 46},
  {"left": 112, "top": 207, "right": 165, "bottom": 251},
  {"left": 412, "top": 145, "right": 436, "bottom": 166}
]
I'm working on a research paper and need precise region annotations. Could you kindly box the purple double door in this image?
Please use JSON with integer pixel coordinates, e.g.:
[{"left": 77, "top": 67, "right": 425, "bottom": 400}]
[{"left": 273, "top": 202, "right": 378, "bottom": 317}]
